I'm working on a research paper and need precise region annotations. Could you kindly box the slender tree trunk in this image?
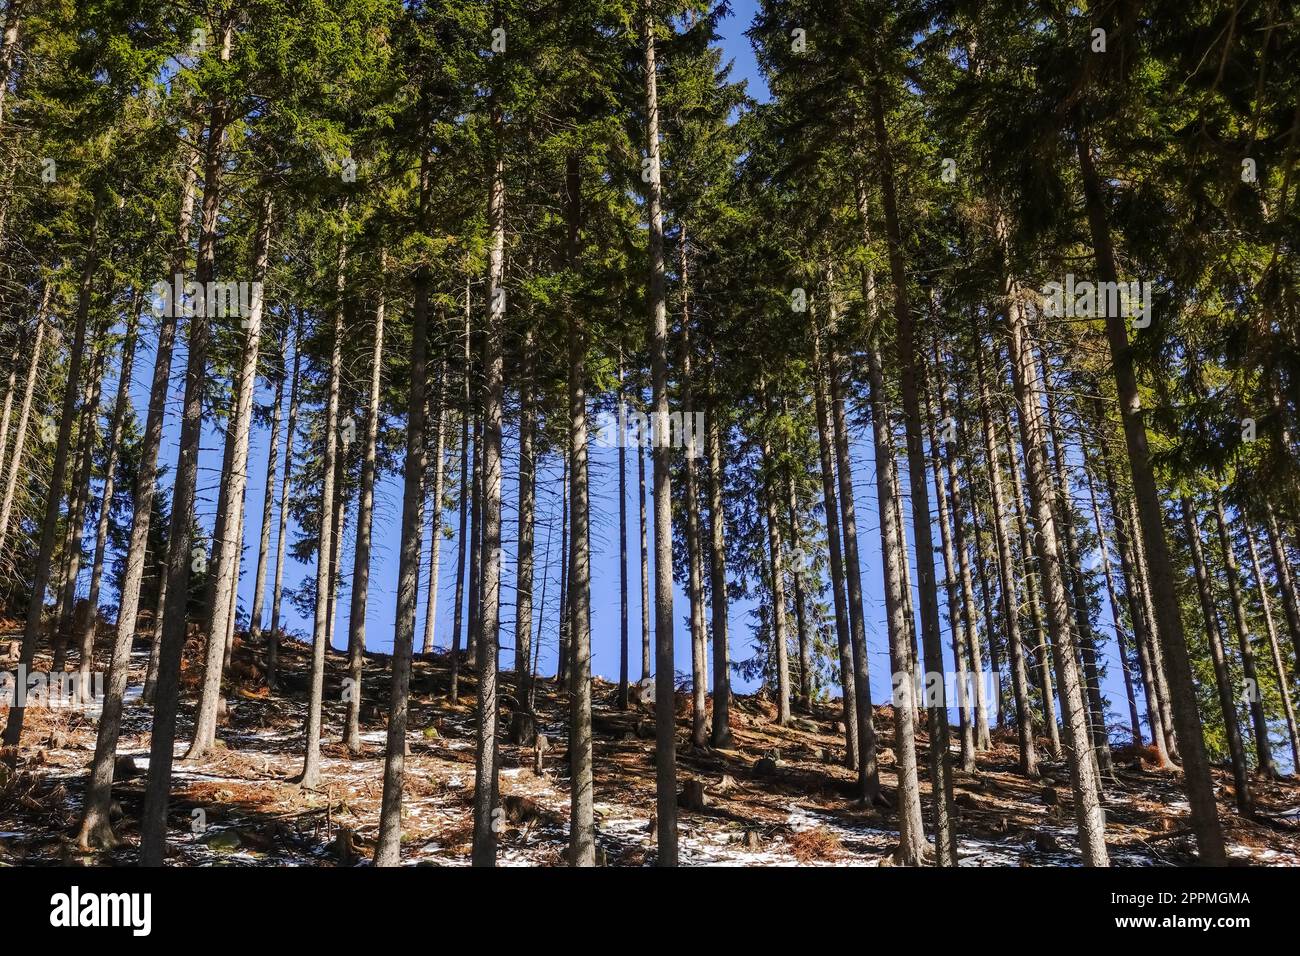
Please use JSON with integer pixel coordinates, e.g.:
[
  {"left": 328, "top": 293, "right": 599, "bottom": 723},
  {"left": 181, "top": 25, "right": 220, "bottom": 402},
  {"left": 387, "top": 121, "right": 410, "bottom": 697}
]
[
  {"left": 1077, "top": 132, "right": 1225, "bottom": 863},
  {"left": 449, "top": 293, "right": 470, "bottom": 703},
  {"left": 268, "top": 327, "right": 303, "bottom": 690},
  {"left": 1182, "top": 497, "right": 1252, "bottom": 811},
  {"left": 617, "top": 358, "right": 629, "bottom": 710},
  {"left": 927, "top": 365, "right": 977, "bottom": 773},
  {"left": 812, "top": 331, "right": 859, "bottom": 766},
  {"left": 974, "top": 338, "right": 1038, "bottom": 775},
  {"left": 3, "top": 195, "right": 102, "bottom": 746},
  {"left": 1083, "top": 448, "right": 1143, "bottom": 747},
  {"left": 869, "top": 87, "right": 957, "bottom": 864},
  {"left": 785, "top": 469, "right": 815, "bottom": 715},
  {"left": 639, "top": 421, "right": 651, "bottom": 682},
  {"left": 1040, "top": 358, "right": 1112, "bottom": 781},
  {"left": 864, "top": 323, "right": 928, "bottom": 865},
  {"left": 421, "top": 370, "right": 447, "bottom": 656},
  {"left": 471, "top": 142, "right": 507, "bottom": 867},
  {"left": 52, "top": 343, "right": 105, "bottom": 673},
  {"left": 249, "top": 354, "right": 284, "bottom": 646},
  {"left": 0, "top": 0, "right": 24, "bottom": 129},
  {"left": 1006, "top": 418, "right": 1061, "bottom": 756},
  {"left": 77, "top": 162, "right": 196, "bottom": 846},
  {"left": 512, "top": 325, "right": 537, "bottom": 739},
  {"left": 1002, "top": 289, "right": 1108, "bottom": 866},
  {"left": 297, "top": 219, "right": 347, "bottom": 790},
  {"left": 344, "top": 267, "right": 388, "bottom": 754},
  {"left": 705, "top": 372, "right": 731, "bottom": 747},
  {"left": 827, "top": 338, "right": 879, "bottom": 798},
  {"left": 374, "top": 136, "right": 433, "bottom": 867},
  {"left": 678, "top": 234, "right": 708, "bottom": 748},
  {"left": 643, "top": 0, "right": 677, "bottom": 866},
  {"left": 1244, "top": 526, "right": 1300, "bottom": 774},
  {"left": 563, "top": 151, "right": 594, "bottom": 866},
  {"left": 0, "top": 286, "right": 51, "bottom": 555},
  {"left": 759, "top": 403, "right": 792, "bottom": 728},
  {"left": 1091, "top": 404, "right": 1170, "bottom": 761},
  {"left": 189, "top": 193, "right": 273, "bottom": 759},
  {"left": 77, "top": 293, "right": 143, "bottom": 687},
  {"left": 1264, "top": 502, "right": 1300, "bottom": 670},
  {"left": 140, "top": 49, "right": 234, "bottom": 862},
  {"left": 1213, "top": 497, "right": 1276, "bottom": 777}
]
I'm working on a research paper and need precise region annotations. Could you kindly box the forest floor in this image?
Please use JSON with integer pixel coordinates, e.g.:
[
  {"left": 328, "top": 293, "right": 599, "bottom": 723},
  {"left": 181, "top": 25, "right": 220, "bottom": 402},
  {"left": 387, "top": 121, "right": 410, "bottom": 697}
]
[{"left": 3, "top": 621, "right": 1300, "bottom": 866}]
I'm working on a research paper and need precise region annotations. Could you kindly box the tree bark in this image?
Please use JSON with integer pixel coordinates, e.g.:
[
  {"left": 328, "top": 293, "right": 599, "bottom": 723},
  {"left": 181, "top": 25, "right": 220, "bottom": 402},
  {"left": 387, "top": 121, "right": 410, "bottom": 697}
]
[
  {"left": 1077, "top": 132, "right": 1225, "bottom": 863},
  {"left": 974, "top": 338, "right": 1038, "bottom": 775},
  {"left": 267, "top": 326, "right": 303, "bottom": 690},
  {"left": 1181, "top": 497, "right": 1251, "bottom": 811},
  {"left": 345, "top": 266, "right": 388, "bottom": 754},
  {"left": 374, "top": 135, "right": 433, "bottom": 866},
  {"left": 0, "top": 285, "right": 51, "bottom": 555},
  {"left": 643, "top": 0, "right": 677, "bottom": 866},
  {"left": 869, "top": 86, "right": 957, "bottom": 864},
  {"left": 471, "top": 142, "right": 507, "bottom": 867},
  {"left": 3, "top": 195, "right": 102, "bottom": 746},
  {"left": 1213, "top": 497, "right": 1276, "bottom": 777},
  {"left": 189, "top": 193, "right": 273, "bottom": 759},
  {"left": 140, "top": 48, "right": 233, "bottom": 862}
]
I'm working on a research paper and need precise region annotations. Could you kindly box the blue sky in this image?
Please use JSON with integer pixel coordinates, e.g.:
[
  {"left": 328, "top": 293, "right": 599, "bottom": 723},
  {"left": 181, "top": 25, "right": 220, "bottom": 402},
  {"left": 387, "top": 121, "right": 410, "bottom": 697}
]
[{"left": 117, "top": 0, "right": 1151, "bottom": 744}]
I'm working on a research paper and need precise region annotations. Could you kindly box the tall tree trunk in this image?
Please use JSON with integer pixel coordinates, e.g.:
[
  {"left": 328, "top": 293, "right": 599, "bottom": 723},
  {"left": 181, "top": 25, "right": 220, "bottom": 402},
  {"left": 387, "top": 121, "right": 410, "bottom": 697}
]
[
  {"left": 76, "top": 292, "right": 143, "bottom": 687},
  {"left": 0, "top": 285, "right": 51, "bottom": 554},
  {"left": 1091, "top": 405, "right": 1170, "bottom": 762},
  {"left": 868, "top": 87, "right": 957, "bottom": 864},
  {"left": 189, "top": 193, "right": 273, "bottom": 759},
  {"left": 1213, "top": 497, "right": 1276, "bottom": 777},
  {"left": 1005, "top": 417, "right": 1061, "bottom": 756},
  {"left": 926, "top": 362, "right": 978, "bottom": 773},
  {"left": 1244, "top": 525, "right": 1300, "bottom": 773},
  {"left": 974, "top": 338, "right": 1038, "bottom": 775},
  {"left": 785, "top": 469, "right": 815, "bottom": 715},
  {"left": 759, "top": 396, "right": 792, "bottom": 728},
  {"left": 249, "top": 352, "right": 284, "bottom": 646},
  {"left": 297, "top": 219, "right": 347, "bottom": 790},
  {"left": 0, "top": 0, "right": 24, "bottom": 129},
  {"left": 140, "top": 44, "right": 234, "bottom": 862},
  {"left": 421, "top": 370, "right": 447, "bottom": 656},
  {"left": 449, "top": 289, "right": 470, "bottom": 704},
  {"left": 1040, "top": 358, "right": 1112, "bottom": 781},
  {"left": 812, "top": 328, "right": 859, "bottom": 767},
  {"left": 617, "top": 358, "right": 629, "bottom": 711},
  {"left": 3, "top": 195, "right": 102, "bottom": 746},
  {"left": 1181, "top": 497, "right": 1251, "bottom": 811},
  {"left": 864, "top": 324, "right": 928, "bottom": 865},
  {"left": 1002, "top": 289, "right": 1108, "bottom": 866},
  {"left": 345, "top": 268, "right": 388, "bottom": 754},
  {"left": 512, "top": 324, "right": 537, "bottom": 739},
  {"left": 827, "top": 340, "right": 880, "bottom": 798},
  {"left": 705, "top": 370, "right": 731, "bottom": 746},
  {"left": 643, "top": 0, "right": 677, "bottom": 866},
  {"left": 1077, "top": 132, "right": 1225, "bottom": 863},
  {"left": 75, "top": 162, "right": 195, "bottom": 849},
  {"left": 268, "top": 327, "right": 303, "bottom": 690},
  {"left": 374, "top": 134, "right": 433, "bottom": 867},
  {"left": 564, "top": 152, "right": 594, "bottom": 866},
  {"left": 1264, "top": 502, "right": 1300, "bottom": 669},
  {"left": 678, "top": 233, "right": 708, "bottom": 748},
  {"left": 51, "top": 343, "right": 105, "bottom": 674},
  {"left": 639, "top": 422, "right": 651, "bottom": 682},
  {"left": 1083, "top": 448, "right": 1143, "bottom": 747}
]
